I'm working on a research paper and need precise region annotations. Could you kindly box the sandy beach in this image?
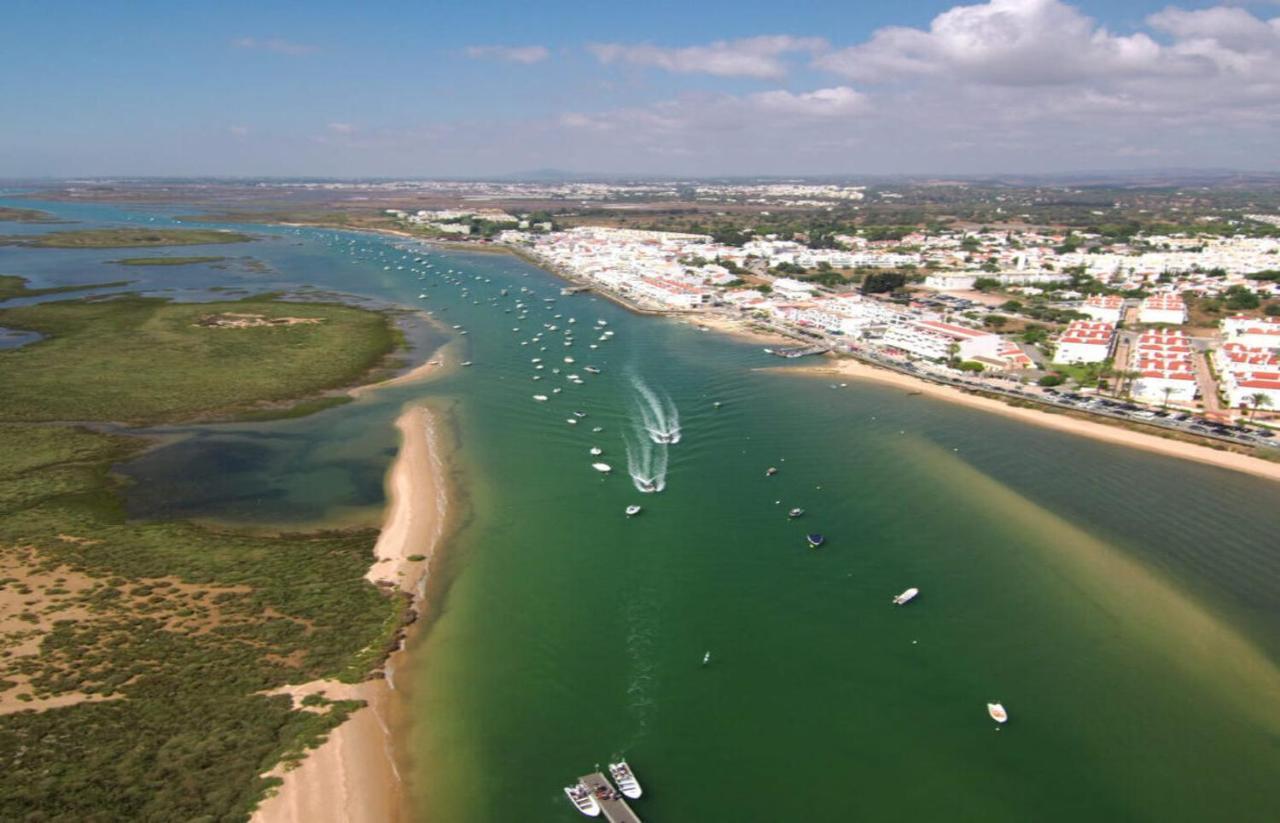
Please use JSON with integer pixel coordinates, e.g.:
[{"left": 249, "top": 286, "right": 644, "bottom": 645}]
[
  {"left": 784, "top": 357, "right": 1280, "bottom": 483},
  {"left": 252, "top": 404, "right": 449, "bottom": 823},
  {"left": 686, "top": 312, "right": 795, "bottom": 347}
]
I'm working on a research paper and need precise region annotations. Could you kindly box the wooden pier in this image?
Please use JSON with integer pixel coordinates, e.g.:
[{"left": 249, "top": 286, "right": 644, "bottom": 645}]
[
  {"left": 771, "top": 343, "right": 832, "bottom": 358},
  {"left": 579, "top": 771, "right": 642, "bottom": 823}
]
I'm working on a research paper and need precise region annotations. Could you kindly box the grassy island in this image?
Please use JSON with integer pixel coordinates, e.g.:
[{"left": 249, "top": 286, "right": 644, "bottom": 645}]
[
  {"left": 0, "top": 294, "right": 399, "bottom": 424},
  {"left": 2, "top": 227, "right": 253, "bottom": 249},
  {"left": 0, "top": 293, "right": 410, "bottom": 821},
  {"left": 109, "top": 255, "right": 229, "bottom": 266},
  {"left": 0, "top": 206, "right": 60, "bottom": 223},
  {"left": 0, "top": 274, "right": 131, "bottom": 302}
]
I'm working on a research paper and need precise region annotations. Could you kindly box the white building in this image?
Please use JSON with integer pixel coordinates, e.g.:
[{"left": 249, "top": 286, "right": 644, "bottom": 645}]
[
  {"left": 771, "top": 277, "right": 816, "bottom": 301},
  {"left": 1080, "top": 295, "right": 1125, "bottom": 323},
  {"left": 881, "top": 320, "right": 1002, "bottom": 361},
  {"left": 1138, "top": 295, "right": 1188, "bottom": 325},
  {"left": 1055, "top": 321, "right": 1116, "bottom": 364},
  {"left": 1130, "top": 331, "right": 1197, "bottom": 404},
  {"left": 1221, "top": 315, "right": 1280, "bottom": 350},
  {"left": 1214, "top": 341, "right": 1280, "bottom": 410}
]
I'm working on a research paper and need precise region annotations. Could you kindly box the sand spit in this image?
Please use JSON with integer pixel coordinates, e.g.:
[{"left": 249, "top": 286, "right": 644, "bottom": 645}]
[
  {"left": 252, "top": 405, "right": 448, "bottom": 823},
  {"left": 783, "top": 358, "right": 1280, "bottom": 483}
]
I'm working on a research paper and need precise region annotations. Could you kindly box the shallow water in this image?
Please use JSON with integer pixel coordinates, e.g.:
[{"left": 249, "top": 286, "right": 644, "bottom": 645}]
[{"left": 4, "top": 197, "right": 1279, "bottom": 822}]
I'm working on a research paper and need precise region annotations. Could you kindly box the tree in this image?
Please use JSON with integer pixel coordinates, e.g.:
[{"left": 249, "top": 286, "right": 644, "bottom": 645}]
[
  {"left": 983, "top": 314, "right": 1008, "bottom": 329},
  {"left": 1038, "top": 373, "right": 1065, "bottom": 387},
  {"left": 1246, "top": 392, "right": 1272, "bottom": 420},
  {"left": 861, "top": 271, "right": 907, "bottom": 294},
  {"left": 973, "top": 277, "right": 1000, "bottom": 291},
  {"left": 1161, "top": 385, "right": 1175, "bottom": 411},
  {"left": 1225, "top": 285, "right": 1260, "bottom": 311}
]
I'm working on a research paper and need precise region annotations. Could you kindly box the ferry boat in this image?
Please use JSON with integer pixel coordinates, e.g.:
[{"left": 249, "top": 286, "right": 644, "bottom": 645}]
[
  {"left": 625, "top": 505, "right": 642, "bottom": 517},
  {"left": 592, "top": 462, "right": 612, "bottom": 473},
  {"left": 806, "top": 533, "right": 825, "bottom": 548},
  {"left": 609, "top": 761, "right": 642, "bottom": 799},
  {"left": 987, "top": 702, "right": 1008, "bottom": 724},
  {"left": 788, "top": 507, "right": 804, "bottom": 518},
  {"left": 892, "top": 587, "right": 919, "bottom": 605},
  {"left": 564, "top": 783, "right": 602, "bottom": 817}
]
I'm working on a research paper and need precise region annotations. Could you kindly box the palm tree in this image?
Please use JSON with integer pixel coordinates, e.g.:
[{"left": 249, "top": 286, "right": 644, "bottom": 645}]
[
  {"left": 1161, "top": 385, "right": 1175, "bottom": 411},
  {"left": 1247, "top": 392, "right": 1273, "bottom": 421}
]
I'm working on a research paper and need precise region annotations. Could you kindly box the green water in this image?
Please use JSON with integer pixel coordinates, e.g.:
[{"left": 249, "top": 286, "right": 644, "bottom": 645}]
[{"left": 5, "top": 199, "right": 1279, "bottom": 821}]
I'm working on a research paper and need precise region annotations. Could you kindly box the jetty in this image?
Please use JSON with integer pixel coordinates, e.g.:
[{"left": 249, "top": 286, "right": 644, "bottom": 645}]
[
  {"left": 561, "top": 285, "right": 591, "bottom": 295},
  {"left": 771, "top": 343, "right": 832, "bottom": 359},
  {"left": 580, "top": 771, "right": 642, "bottom": 823}
]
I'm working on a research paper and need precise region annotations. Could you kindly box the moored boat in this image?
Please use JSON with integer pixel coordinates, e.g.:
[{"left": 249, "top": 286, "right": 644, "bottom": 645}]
[
  {"left": 592, "top": 462, "right": 612, "bottom": 473},
  {"left": 625, "top": 505, "right": 642, "bottom": 517},
  {"left": 766, "top": 466, "right": 778, "bottom": 476},
  {"left": 988, "top": 702, "right": 1008, "bottom": 724},
  {"left": 608, "top": 761, "right": 642, "bottom": 799},
  {"left": 806, "top": 533, "right": 825, "bottom": 548},
  {"left": 533, "top": 394, "right": 549, "bottom": 402},
  {"left": 564, "top": 783, "right": 601, "bottom": 817},
  {"left": 788, "top": 507, "right": 804, "bottom": 518},
  {"left": 892, "top": 587, "right": 919, "bottom": 605}
]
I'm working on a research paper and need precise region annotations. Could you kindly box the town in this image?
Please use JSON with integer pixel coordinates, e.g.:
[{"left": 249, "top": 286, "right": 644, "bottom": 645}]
[{"left": 387, "top": 205, "right": 1280, "bottom": 449}]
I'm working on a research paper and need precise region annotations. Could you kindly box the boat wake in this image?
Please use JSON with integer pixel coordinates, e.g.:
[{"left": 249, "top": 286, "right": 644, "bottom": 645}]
[
  {"left": 629, "top": 373, "right": 680, "bottom": 445},
  {"left": 624, "top": 372, "right": 680, "bottom": 492}
]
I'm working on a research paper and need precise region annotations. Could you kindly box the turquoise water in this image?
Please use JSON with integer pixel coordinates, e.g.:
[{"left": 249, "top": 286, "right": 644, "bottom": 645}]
[{"left": 4, "top": 198, "right": 1280, "bottom": 821}]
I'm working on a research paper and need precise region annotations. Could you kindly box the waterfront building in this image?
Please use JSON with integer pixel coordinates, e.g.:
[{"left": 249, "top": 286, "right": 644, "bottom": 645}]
[
  {"left": 881, "top": 319, "right": 1002, "bottom": 361},
  {"left": 1055, "top": 321, "right": 1116, "bottom": 364},
  {"left": 1130, "top": 330, "right": 1197, "bottom": 404}
]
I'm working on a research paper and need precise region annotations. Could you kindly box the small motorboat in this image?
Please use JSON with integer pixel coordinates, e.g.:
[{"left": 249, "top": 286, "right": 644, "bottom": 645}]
[
  {"left": 806, "top": 533, "right": 825, "bottom": 548},
  {"left": 766, "top": 467, "right": 778, "bottom": 477},
  {"left": 988, "top": 702, "right": 1008, "bottom": 724},
  {"left": 590, "top": 447, "right": 603, "bottom": 456},
  {"left": 564, "top": 783, "right": 601, "bottom": 817},
  {"left": 591, "top": 426, "right": 604, "bottom": 433},
  {"left": 460, "top": 361, "right": 472, "bottom": 367},
  {"left": 893, "top": 587, "right": 919, "bottom": 605},
  {"left": 636, "top": 477, "right": 658, "bottom": 493},
  {"left": 584, "top": 366, "right": 601, "bottom": 374},
  {"left": 573, "top": 411, "right": 587, "bottom": 418},
  {"left": 567, "top": 418, "right": 578, "bottom": 425},
  {"left": 788, "top": 507, "right": 804, "bottom": 519},
  {"left": 533, "top": 394, "right": 549, "bottom": 402},
  {"left": 609, "top": 761, "right": 642, "bottom": 799},
  {"left": 625, "top": 505, "right": 642, "bottom": 517},
  {"left": 592, "top": 463, "right": 612, "bottom": 473},
  {"left": 702, "top": 651, "right": 711, "bottom": 665}
]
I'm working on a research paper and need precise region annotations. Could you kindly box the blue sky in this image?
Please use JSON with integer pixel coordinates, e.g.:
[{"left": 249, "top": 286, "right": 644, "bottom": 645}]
[{"left": 2, "top": 0, "right": 1278, "bottom": 177}]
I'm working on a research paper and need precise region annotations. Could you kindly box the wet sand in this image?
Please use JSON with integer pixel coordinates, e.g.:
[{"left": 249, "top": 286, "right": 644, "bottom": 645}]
[
  {"left": 252, "top": 405, "right": 448, "bottom": 823},
  {"left": 784, "top": 358, "right": 1280, "bottom": 483}
]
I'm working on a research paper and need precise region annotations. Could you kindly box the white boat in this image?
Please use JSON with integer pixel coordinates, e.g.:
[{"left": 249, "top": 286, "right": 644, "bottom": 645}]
[
  {"left": 533, "top": 395, "right": 549, "bottom": 402},
  {"left": 564, "top": 783, "right": 601, "bottom": 817},
  {"left": 893, "top": 587, "right": 919, "bottom": 605},
  {"left": 988, "top": 702, "right": 1008, "bottom": 724},
  {"left": 592, "top": 462, "right": 612, "bottom": 473},
  {"left": 625, "top": 505, "right": 642, "bottom": 517},
  {"left": 590, "top": 447, "right": 603, "bottom": 456},
  {"left": 584, "top": 366, "right": 601, "bottom": 374},
  {"left": 460, "top": 361, "right": 472, "bottom": 367},
  {"left": 702, "top": 651, "right": 711, "bottom": 665},
  {"left": 608, "top": 761, "right": 642, "bottom": 799},
  {"left": 567, "top": 418, "right": 578, "bottom": 425}
]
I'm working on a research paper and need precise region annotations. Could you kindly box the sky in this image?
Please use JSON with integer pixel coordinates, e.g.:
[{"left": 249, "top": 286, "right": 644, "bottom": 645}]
[{"left": 2, "top": 0, "right": 1279, "bottom": 178}]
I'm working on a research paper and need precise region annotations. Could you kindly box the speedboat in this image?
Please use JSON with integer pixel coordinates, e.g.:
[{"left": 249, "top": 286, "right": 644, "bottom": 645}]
[
  {"left": 893, "top": 587, "right": 919, "bottom": 605},
  {"left": 533, "top": 395, "right": 549, "bottom": 402},
  {"left": 625, "top": 505, "right": 642, "bottom": 517},
  {"left": 766, "top": 467, "right": 778, "bottom": 477},
  {"left": 564, "top": 783, "right": 601, "bottom": 817},
  {"left": 573, "top": 411, "right": 587, "bottom": 418},
  {"left": 806, "top": 533, "right": 825, "bottom": 548},
  {"left": 608, "top": 761, "right": 642, "bottom": 799},
  {"left": 636, "top": 477, "right": 658, "bottom": 493},
  {"left": 988, "top": 702, "right": 1008, "bottom": 724},
  {"left": 788, "top": 508, "right": 804, "bottom": 519},
  {"left": 584, "top": 366, "right": 601, "bottom": 374},
  {"left": 460, "top": 361, "right": 472, "bottom": 367},
  {"left": 592, "top": 462, "right": 612, "bottom": 473}
]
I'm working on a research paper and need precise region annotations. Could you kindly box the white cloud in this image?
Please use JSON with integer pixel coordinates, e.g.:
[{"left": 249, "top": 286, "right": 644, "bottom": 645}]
[
  {"left": 465, "top": 45, "right": 550, "bottom": 64},
  {"left": 749, "top": 86, "right": 867, "bottom": 116},
  {"left": 326, "top": 122, "right": 356, "bottom": 134},
  {"left": 230, "top": 37, "right": 316, "bottom": 56},
  {"left": 588, "top": 35, "right": 827, "bottom": 79}
]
